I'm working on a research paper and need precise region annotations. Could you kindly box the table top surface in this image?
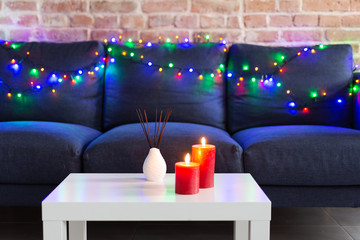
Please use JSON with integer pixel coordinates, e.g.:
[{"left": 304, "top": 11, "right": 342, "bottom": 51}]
[
  {"left": 42, "top": 174, "right": 271, "bottom": 221},
  {"left": 43, "top": 173, "right": 270, "bottom": 204}
]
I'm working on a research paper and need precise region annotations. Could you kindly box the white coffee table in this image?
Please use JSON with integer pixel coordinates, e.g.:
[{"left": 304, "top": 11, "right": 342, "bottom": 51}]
[{"left": 42, "top": 173, "right": 271, "bottom": 240}]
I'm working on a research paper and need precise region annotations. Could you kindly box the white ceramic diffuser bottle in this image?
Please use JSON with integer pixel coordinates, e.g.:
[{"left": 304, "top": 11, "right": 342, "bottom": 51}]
[
  {"left": 136, "top": 108, "right": 172, "bottom": 182},
  {"left": 143, "top": 147, "right": 167, "bottom": 182}
]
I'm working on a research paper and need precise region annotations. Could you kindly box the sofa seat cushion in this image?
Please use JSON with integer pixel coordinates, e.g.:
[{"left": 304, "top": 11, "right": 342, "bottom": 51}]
[
  {"left": 84, "top": 122, "right": 243, "bottom": 173},
  {"left": 0, "top": 121, "right": 102, "bottom": 184},
  {"left": 232, "top": 125, "right": 360, "bottom": 186}
]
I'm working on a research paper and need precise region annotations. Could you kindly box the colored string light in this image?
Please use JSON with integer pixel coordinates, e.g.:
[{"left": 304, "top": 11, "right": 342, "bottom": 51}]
[
  {"left": 0, "top": 41, "right": 105, "bottom": 98},
  {"left": 231, "top": 44, "right": 359, "bottom": 114},
  {"left": 3, "top": 38, "right": 358, "bottom": 112},
  {"left": 108, "top": 40, "right": 226, "bottom": 79}
]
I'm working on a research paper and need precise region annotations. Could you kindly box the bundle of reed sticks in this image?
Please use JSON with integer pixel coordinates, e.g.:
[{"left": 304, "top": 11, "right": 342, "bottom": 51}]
[{"left": 136, "top": 108, "right": 172, "bottom": 149}]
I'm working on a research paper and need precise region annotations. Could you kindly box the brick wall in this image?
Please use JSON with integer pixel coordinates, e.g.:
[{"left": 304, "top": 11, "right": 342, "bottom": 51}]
[{"left": 0, "top": 0, "right": 359, "bottom": 63}]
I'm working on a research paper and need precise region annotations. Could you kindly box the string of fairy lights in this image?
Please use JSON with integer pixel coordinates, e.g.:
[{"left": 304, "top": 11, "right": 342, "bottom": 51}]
[
  {"left": 227, "top": 44, "right": 360, "bottom": 113},
  {"left": 106, "top": 36, "right": 360, "bottom": 113},
  {"left": 0, "top": 40, "right": 106, "bottom": 98},
  {"left": 106, "top": 35, "right": 227, "bottom": 80},
  {"left": 0, "top": 35, "right": 359, "bottom": 114}
]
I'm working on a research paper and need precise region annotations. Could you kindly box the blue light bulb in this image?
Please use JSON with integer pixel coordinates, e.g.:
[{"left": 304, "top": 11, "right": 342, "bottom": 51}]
[
  {"left": 188, "top": 68, "right": 194, "bottom": 73},
  {"left": 147, "top": 62, "right": 153, "bottom": 66},
  {"left": 49, "top": 74, "right": 58, "bottom": 82},
  {"left": 287, "top": 101, "right": 296, "bottom": 108},
  {"left": 11, "top": 63, "right": 20, "bottom": 72}
]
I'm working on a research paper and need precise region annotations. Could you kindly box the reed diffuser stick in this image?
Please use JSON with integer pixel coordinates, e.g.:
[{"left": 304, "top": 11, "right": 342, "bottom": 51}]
[
  {"left": 136, "top": 109, "right": 152, "bottom": 148},
  {"left": 136, "top": 108, "right": 172, "bottom": 149},
  {"left": 156, "top": 108, "right": 172, "bottom": 148}
]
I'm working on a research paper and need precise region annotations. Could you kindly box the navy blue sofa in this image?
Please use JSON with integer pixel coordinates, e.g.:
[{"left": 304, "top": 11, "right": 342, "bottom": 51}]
[{"left": 0, "top": 40, "right": 359, "bottom": 207}]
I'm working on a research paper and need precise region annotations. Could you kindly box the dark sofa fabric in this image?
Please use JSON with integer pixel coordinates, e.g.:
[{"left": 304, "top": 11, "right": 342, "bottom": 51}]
[
  {"left": 0, "top": 41, "right": 359, "bottom": 208},
  {"left": 232, "top": 125, "right": 360, "bottom": 186},
  {"left": 103, "top": 42, "right": 227, "bottom": 131},
  {"left": 354, "top": 72, "right": 360, "bottom": 129},
  {"left": 0, "top": 121, "right": 102, "bottom": 184},
  {"left": 0, "top": 184, "right": 56, "bottom": 206},
  {"left": 0, "top": 41, "right": 105, "bottom": 131},
  {"left": 84, "top": 122, "right": 243, "bottom": 174},
  {"left": 227, "top": 44, "right": 353, "bottom": 134},
  {"left": 262, "top": 186, "right": 360, "bottom": 207}
]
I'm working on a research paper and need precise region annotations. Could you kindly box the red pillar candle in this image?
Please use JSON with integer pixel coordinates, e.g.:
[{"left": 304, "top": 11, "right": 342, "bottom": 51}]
[
  {"left": 175, "top": 153, "right": 200, "bottom": 195},
  {"left": 192, "top": 137, "right": 216, "bottom": 188}
]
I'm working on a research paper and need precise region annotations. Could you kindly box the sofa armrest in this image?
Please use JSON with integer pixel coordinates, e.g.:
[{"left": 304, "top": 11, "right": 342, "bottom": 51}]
[{"left": 353, "top": 71, "right": 360, "bottom": 129}]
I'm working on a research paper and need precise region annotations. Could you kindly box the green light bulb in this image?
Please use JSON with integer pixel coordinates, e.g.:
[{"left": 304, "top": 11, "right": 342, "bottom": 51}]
[
  {"left": 128, "top": 38, "right": 133, "bottom": 43},
  {"left": 251, "top": 77, "right": 256, "bottom": 82},
  {"left": 107, "top": 48, "right": 112, "bottom": 52},
  {"left": 219, "top": 64, "right": 225, "bottom": 70},
  {"left": 166, "top": 38, "right": 171, "bottom": 43},
  {"left": 168, "top": 63, "right": 174, "bottom": 68},
  {"left": 310, "top": 91, "right": 318, "bottom": 98},
  {"left": 243, "top": 65, "right": 249, "bottom": 71},
  {"left": 205, "top": 34, "right": 210, "bottom": 40},
  {"left": 30, "top": 68, "right": 39, "bottom": 77},
  {"left": 277, "top": 82, "right": 282, "bottom": 87},
  {"left": 130, "top": 52, "right": 135, "bottom": 57},
  {"left": 17, "top": 93, "right": 22, "bottom": 97}
]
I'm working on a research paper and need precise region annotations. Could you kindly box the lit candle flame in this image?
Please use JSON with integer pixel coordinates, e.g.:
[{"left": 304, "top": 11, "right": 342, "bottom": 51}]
[
  {"left": 201, "top": 137, "right": 206, "bottom": 147},
  {"left": 185, "top": 153, "right": 190, "bottom": 165}
]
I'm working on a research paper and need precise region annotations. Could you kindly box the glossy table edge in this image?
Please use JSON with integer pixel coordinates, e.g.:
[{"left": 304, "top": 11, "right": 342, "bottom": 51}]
[
  {"left": 42, "top": 173, "right": 270, "bottom": 204},
  {"left": 42, "top": 173, "right": 271, "bottom": 221}
]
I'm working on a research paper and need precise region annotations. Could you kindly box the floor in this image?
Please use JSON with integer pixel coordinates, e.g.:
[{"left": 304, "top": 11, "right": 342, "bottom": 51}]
[{"left": 0, "top": 207, "right": 359, "bottom": 240}]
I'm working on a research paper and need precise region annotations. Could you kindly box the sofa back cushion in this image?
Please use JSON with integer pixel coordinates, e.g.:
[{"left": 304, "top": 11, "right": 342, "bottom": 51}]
[
  {"left": 354, "top": 72, "right": 360, "bottom": 129},
  {"left": 227, "top": 44, "right": 354, "bottom": 134},
  {"left": 0, "top": 41, "right": 105, "bottom": 130},
  {"left": 103, "top": 42, "right": 227, "bottom": 131}
]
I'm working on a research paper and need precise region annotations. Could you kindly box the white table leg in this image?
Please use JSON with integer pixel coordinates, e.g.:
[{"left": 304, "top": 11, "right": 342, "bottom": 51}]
[
  {"left": 234, "top": 221, "right": 249, "bottom": 240},
  {"left": 249, "top": 221, "right": 270, "bottom": 240},
  {"left": 69, "top": 221, "right": 87, "bottom": 240},
  {"left": 43, "top": 220, "right": 67, "bottom": 240}
]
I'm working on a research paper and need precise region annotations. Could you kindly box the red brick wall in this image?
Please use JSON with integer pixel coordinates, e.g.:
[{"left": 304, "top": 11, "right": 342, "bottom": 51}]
[{"left": 1, "top": 0, "right": 359, "bottom": 62}]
